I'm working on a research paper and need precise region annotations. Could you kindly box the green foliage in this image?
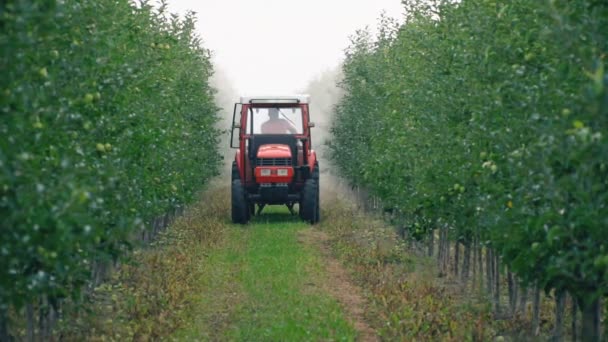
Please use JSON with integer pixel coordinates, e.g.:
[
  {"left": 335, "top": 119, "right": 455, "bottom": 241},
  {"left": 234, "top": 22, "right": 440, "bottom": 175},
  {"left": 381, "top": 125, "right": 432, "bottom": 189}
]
[
  {"left": 0, "top": 0, "right": 220, "bottom": 312},
  {"left": 330, "top": 0, "right": 607, "bottom": 310}
]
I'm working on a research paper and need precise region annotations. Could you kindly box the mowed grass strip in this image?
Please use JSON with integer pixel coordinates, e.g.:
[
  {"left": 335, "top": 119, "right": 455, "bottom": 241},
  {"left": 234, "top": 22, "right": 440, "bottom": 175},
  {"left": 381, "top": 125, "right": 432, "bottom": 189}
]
[{"left": 175, "top": 205, "right": 357, "bottom": 341}]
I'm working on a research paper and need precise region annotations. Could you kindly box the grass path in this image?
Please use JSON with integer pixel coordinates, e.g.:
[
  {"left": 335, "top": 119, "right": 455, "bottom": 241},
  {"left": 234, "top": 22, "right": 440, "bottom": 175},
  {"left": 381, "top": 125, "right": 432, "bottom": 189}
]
[
  {"left": 174, "top": 206, "right": 360, "bottom": 341},
  {"left": 58, "top": 184, "right": 557, "bottom": 341}
]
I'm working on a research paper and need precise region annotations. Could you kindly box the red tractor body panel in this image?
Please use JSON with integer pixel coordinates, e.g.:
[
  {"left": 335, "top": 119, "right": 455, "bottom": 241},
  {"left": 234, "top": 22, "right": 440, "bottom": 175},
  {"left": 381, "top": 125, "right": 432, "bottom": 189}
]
[{"left": 257, "top": 144, "right": 292, "bottom": 159}]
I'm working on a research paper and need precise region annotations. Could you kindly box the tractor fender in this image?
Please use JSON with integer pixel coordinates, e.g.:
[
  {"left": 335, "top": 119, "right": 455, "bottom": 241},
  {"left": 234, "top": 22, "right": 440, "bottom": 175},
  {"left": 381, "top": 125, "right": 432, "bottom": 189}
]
[{"left": 308, "top": 149, "right": 318, "bottom": 173}]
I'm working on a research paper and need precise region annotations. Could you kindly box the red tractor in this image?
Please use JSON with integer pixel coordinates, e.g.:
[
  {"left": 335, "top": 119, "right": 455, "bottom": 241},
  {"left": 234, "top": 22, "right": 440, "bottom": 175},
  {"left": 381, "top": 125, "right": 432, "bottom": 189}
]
[{"left": 230, "top": 95, "right": 320, "bottom": 224}]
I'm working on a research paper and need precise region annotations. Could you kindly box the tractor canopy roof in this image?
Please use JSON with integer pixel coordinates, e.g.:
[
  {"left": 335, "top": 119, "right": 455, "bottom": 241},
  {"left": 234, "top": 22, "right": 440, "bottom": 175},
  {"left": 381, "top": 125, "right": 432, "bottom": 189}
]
[{"left": 240, "top": 95, "right": 310, "bottom": 104}]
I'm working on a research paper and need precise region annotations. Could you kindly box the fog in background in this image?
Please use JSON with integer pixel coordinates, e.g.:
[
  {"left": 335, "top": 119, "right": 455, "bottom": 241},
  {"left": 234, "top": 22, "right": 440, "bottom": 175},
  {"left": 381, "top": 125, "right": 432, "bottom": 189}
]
[
  {"left": 301, "top": 67, "right": 343, "bottom": 161},
  {"left": 166, "top": 0, "right": 403, "bottom": 94},
  {"left": 209, "top": 67, "right": 239, "bottom": 173}
]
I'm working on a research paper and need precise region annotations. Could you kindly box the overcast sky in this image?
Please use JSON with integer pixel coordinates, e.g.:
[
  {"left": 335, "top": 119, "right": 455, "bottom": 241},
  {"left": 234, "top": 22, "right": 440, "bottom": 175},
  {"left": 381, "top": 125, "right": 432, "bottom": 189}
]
[{"left": 166, "top": 0, "right": 404, "bottom": 94}]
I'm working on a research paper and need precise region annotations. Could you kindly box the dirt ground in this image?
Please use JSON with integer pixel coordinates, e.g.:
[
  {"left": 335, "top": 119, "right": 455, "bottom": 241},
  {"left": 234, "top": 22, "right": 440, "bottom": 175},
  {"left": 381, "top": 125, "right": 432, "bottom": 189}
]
[{"left": 298, "top": 228, "right": 379, "bottom": 342}]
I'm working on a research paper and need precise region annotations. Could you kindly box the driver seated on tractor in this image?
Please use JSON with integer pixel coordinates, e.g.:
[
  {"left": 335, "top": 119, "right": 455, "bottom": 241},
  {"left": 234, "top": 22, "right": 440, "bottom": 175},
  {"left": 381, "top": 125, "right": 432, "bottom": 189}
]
[{"left": 261, "top": 108, "right": 298, "bottom": 134}]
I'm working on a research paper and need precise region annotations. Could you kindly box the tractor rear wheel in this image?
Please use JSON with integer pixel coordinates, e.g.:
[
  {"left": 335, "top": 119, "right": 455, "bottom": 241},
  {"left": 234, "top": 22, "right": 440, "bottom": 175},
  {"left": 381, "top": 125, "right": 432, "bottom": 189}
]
[
  {"left": 231, "top": 161, "right": 239, "bottom": 181},
  {"left": 313, "top": 163, "right": 320, "bottom": 222},
  {"left": 232, "top": 179, "right": 249, "bottom": 224},
  {"left": 300, "top": 178, "right": 319, "bottom": 224}
]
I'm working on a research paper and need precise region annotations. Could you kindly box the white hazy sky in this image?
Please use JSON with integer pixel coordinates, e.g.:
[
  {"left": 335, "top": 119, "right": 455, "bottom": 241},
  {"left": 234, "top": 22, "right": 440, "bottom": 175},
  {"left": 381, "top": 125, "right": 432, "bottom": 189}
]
[{"left": 166, "top": 0, "right": 404, "bottom": 94}]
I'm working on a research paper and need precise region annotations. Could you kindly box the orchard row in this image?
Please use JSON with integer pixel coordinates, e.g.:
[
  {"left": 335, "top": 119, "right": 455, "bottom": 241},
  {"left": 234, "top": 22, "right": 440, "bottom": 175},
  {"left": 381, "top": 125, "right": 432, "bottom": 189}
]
[
  {"left": 1, "top": 0, "right": 220, "bottom": 321},
  {"left": 329, "top": 0, "right": 607, "bottom": 338}
]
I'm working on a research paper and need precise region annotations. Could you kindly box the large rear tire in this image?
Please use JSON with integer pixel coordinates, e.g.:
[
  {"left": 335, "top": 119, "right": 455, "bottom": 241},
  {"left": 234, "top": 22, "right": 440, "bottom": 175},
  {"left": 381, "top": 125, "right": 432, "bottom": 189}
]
[
  {"left": 232, "top": 179, "right": 249, "bottom": 224},
  {"left": 313, "top": 163, "right": 320, "bottom": 222},
  {"left": 300, "top": 178, "right": 319, "bottom": 224}
]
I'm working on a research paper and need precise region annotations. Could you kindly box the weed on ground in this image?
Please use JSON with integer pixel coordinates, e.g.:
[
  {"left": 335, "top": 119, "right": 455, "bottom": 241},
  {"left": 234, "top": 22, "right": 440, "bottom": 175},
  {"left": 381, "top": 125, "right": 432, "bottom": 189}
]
[
  {"left": 317, "top": 195, "right": 496, "bottom": 341},
  {"left": 56, "top": 187, "right": 230, "bottom": 340}
]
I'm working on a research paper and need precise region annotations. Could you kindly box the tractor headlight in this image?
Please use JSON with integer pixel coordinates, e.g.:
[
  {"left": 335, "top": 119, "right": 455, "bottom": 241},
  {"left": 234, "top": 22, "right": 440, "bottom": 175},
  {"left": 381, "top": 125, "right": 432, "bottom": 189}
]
[
  {"left": 277, "top": 169, "right": 289, "bottom": 176},
  {"left": 260, "top": 168, "right": 271, "bottom": 176}
]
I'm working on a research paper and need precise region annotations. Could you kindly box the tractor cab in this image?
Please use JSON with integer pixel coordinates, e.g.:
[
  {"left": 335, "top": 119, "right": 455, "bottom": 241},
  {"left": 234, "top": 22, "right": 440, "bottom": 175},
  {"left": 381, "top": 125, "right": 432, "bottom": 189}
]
[{"left": 230, "top": 95, "right": 320, "bottom": 224}]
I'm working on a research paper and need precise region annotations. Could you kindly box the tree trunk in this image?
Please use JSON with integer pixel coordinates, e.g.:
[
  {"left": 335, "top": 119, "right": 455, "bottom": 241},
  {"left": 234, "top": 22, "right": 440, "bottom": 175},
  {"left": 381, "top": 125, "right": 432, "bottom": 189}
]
[
  {"left": 486, "top": 248, "right": 493, "bottom": 296},
  {"left": 165, "top": 211, "right": 171, "bottom": 229},
  {"left": 472, "top": 237, "right": 477, "bottom": 287},
  {"left": 462, "top": 242, "right": 471, "bottom": 284},
  {"left": 493, "top": 253, "right": 500, "bottom": 314},
  {"left": 442, "top": 228, "right": 450, "bottom": 276},
  {"left": 518, "top": 285, "right": 528, "bottom": 315},
  {"left": 454, "top": 241, "right": 460, "bottom": 277},
  {"left": 26, "top": 303, "right": 35, "bottom": 342},
  {"left": 0, "top": 307, "right": 9, "bottom": 342},
  {"left": 439, "top": 228, "right": 444, "bottom": 259},
  {"left": 427, "top": 227, "right": 434, "bottom": 257},
  {"left": 507, "top": 270, "right": 516, "bottom": 315},
  {"left": 437, "top": 226, "right": 447, "bottom": 276},
  {"left": 39, "top": 296, "right": 49, "bottom": 342},
  {"left": 532, "top": 284, "right": 541, "bottom": 336},
  {"left": 553, "top": 290, "right": 566, "bottom": 342},
  {"left": 580, "top": 297, "right": 601, "bottom": 342},
  {"left": 93, "top": 261, "right": 108, "bottom": 287},
  {"left": 477, "top": 243, "right": 483, "bottom": 294},
  {"left": 571, "top": 294, "right": 578, "bottom": 342}
]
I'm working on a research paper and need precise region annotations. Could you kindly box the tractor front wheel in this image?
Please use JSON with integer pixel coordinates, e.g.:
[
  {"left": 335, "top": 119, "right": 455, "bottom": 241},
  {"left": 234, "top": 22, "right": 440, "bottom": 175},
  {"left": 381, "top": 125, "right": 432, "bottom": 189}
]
[
  {"left": 232, "top": 180, "right": 249, "bottom": 224},
  {"left": 300, "top": 178, "right": 319, "bottom": 224}
]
